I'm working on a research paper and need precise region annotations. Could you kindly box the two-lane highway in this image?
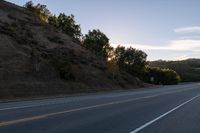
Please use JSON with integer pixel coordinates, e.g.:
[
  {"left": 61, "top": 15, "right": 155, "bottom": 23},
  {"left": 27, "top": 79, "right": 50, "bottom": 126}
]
[{"left": 0, "top": 83, "right": 200, "bottom": 133}]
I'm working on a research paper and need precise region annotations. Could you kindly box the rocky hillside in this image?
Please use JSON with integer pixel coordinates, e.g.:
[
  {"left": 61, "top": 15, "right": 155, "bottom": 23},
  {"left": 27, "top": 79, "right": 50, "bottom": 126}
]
[{"left": 0, "top": 1, "right": 143, "bottom": 99}]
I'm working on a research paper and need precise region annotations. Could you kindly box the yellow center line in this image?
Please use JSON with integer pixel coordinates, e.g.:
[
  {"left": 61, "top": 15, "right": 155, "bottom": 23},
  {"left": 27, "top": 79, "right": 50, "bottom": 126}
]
[{"left": 0, "top": 88, "right": 197, "bottom": 127}]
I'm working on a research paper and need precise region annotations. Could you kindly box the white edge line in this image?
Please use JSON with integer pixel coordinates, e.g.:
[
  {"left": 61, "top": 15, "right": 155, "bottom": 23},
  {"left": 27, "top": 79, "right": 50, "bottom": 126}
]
[
  {"left": 0, "top": 92, "right": 199, "bottom": 127},
  {"left": 0, "top": 87, "right": 196, "bottom": 111},
  {"left": 130, "top": 94, "right": 200, "bottom": 133},
  {"left": 0, "top": 93, "right": 199, "bottom": 127}
]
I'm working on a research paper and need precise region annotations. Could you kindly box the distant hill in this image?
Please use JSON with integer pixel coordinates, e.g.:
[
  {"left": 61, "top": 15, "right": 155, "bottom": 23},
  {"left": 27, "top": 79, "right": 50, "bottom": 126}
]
[
  {"left": 0, "top": 1, "right": 143, "bottom": 99},
  {"left": 150, "top": 59, "right": 200, "bottom": 82}
]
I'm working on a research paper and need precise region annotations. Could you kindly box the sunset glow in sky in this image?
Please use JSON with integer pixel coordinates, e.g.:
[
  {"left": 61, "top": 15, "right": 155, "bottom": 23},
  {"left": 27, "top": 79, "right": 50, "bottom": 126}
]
[{"left": 7, "top": 0, "right": 200, "bottom": 60}]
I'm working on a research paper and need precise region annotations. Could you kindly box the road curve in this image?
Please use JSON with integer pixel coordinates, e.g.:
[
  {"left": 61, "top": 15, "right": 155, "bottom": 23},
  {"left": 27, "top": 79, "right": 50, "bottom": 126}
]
[{"left": 0, "top": 83, "right": 200, "bottom": 133}]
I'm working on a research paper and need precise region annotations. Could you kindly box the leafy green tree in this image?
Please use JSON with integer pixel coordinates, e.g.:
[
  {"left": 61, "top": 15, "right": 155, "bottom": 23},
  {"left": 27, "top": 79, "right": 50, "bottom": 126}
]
[
  {"left": 25, "top": 2, "right": 82, "bottom": 40},
  {"left": 83, "top": 29, "right": 112, "bottom": 59},
  {"left": 114, "top": 45, "right": 126, "bottom": 69},
  {"left": 107, "top": 59, "right": 120, "bottom": 80},
  {"left": 48, "top": 13, "right": 82, "bottom": 40},
  {"left": 125, "top": 47, "right": 147, "bottom": 77},
  {"left": 114, "top": 45, "right": 147, "bottom": 78},
  {"left": 24, "top": 1, "right": 34, "bottom": 9},
  {"left": 48, "top": 15, "right": 58, "bottom": 27}
]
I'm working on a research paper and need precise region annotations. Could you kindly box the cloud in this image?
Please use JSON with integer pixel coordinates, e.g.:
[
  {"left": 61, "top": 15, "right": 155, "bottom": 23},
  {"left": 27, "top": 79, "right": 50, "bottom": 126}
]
[
  {"left": 111, "top": 43, "right": 168, "bottom": 50},
  {"left": 174, "top": 26, "right": 200, "bottom": 34},
  {"left": 169, "top": 39, "right": 200, "bottom": 51},
  {"left": 175, "top": 55, "right": 190, "bottom": 60},
  {"left": 112, "top": 27, "right": 200, "bottom": 60},
  {"left": 111, "top": 39, "right": 200, "bottom": 52}
]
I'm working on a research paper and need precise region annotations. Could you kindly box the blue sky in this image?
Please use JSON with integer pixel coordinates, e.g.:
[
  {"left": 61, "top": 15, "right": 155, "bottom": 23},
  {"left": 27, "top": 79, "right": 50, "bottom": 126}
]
[{"left": 6, "top": 0, "right": 200, "bottom": 60}]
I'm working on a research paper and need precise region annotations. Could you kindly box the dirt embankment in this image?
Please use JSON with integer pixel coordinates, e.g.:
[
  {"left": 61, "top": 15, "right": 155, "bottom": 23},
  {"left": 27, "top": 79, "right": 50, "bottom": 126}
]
[{"left": 0, "top": 0, "right": 144, "bottom": 99}]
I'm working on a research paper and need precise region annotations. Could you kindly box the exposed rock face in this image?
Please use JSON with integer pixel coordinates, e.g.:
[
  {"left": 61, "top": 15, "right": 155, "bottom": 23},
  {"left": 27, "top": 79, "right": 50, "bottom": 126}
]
[{"left": 0, "top": 1, "right": 143, "bottom": 99}]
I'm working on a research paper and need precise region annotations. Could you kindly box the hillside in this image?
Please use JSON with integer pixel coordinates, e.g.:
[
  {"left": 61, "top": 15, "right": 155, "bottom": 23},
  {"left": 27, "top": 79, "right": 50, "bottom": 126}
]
[
  {"left": 0, "top": 1, "right": 145, "bottom": 99},
  {"left": 150, "top": 59, "right": 200, "bottom": 82}
]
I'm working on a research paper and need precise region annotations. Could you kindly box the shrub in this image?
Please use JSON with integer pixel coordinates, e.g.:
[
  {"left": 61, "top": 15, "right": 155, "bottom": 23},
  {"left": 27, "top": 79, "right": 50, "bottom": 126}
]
[{"left": 145, "top": 67, "right": 181, "bottom": 85}]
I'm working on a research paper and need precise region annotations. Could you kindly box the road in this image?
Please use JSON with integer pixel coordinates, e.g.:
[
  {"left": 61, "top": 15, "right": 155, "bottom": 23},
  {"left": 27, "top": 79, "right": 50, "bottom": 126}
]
[{"left": 0, "top": 83, "right": 200, "bottom": 133}]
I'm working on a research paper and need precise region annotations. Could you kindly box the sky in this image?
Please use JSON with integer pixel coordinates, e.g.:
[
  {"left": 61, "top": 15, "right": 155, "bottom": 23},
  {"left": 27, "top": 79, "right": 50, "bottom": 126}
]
[{"left": 6, "top": 0, "right": 200, "bottom": 61}]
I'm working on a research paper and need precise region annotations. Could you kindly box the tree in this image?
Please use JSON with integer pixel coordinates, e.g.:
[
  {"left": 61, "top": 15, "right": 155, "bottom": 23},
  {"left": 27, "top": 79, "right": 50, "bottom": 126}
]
[
  {"left": 83, "top": 29, "right": 112, "bottom": 59},
  {"left": 25, "top": 2, "right": 82, "bottom": 40},
  {"left": 24, "top": 1, "right": 34, "bottom": 10},
  {"left": 24, "top": 1, "right": 50, "bottom": 22},
  {"left": 48, "top": 15, "right": 58, "bottom": 27},
  {"left": 48, "top": 13, "right": 82, "bottom": 40},
  {"left": 114, "top": 45, "right": 147, "bottom": 78},
  {"left": 114, "top": 45, "right": 126, "bottom": 69},
  {"left": 107, "top": 59, "right": 120, "bottom": 80}
]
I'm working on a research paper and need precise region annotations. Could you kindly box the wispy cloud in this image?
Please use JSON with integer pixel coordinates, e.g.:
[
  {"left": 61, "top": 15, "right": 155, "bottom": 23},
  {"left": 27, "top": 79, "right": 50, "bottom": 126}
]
[
  {"left": 111, "top": 39, "right": 200, "bottom": 52},
  {"left": 174, "top": 26, "right": 200, "bottom": 34},
  {"left": 169, "top": 39, "right": 200, "bottom": 51},
  {"left": 176, "top": 55, "right": 190, "bottom": 60}
]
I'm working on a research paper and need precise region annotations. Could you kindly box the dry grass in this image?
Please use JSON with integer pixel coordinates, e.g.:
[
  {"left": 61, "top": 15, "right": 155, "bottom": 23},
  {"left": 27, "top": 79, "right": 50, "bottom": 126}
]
[{"left": 0, "top": 0, "right": 144, "bottom": 99}]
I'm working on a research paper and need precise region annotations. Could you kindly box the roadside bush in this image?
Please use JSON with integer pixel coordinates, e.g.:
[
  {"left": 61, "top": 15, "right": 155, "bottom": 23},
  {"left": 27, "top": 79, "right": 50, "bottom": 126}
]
[{"left": 144, "top": 67, "right": 181, "bottom": 85}]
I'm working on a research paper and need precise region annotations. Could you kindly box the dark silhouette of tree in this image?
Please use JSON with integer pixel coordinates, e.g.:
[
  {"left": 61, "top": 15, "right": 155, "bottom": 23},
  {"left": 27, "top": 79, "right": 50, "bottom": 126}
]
[
  {"left": 48, "top": 14, "right": 82, "bottom": 40},
  {"left": 83, "top": 29, "right": 112, "bottom": 59},
  {"left": 48, "top": 15, "right": 58, "bottom": 27},
  {"left": 107, "top": 59, "right": 120, "bottom": 80},
  {"left": 25, "top": 2, "right": 82, "bottom": 40},
  {"left": 114, "top": 45, "right": 147, "bottom": 78},
  {"left": 24, "top": 1, "right": 34, "bottom": 9},
  {"left": 114, "top": 45, "right": 126, "bottom": 69},
  {"left": 24, "top": 1, "right": 50, "bottom": 22}
]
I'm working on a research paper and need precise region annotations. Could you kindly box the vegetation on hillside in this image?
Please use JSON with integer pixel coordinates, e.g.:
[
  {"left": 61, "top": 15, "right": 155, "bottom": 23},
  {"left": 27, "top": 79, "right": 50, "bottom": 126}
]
[
  {"left": 150, "top": 59, "right": 200, "bottom": 82},
  {"left": 48, "top": 14, "right": 82, "bottom": 40},
  {"left": 24, "top": 1, "right": 50, "bottom": 21},
  {"left": 113, "top": 45, "right": 147, "bottom": 79},
  {"left": 83, "top": 29, "right": 113, "bottom": 59},
  {"left": 144, "top": 67, "right": 181, "bottom": 85},
  {"left": 23, "top": 1, "right": 182, "bottom": 85}
]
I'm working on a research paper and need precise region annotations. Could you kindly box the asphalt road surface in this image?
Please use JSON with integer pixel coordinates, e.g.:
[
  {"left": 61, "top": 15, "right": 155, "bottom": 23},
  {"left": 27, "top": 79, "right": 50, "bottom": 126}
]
[{"left": 0, "top": 83, "right": 200, "bottom": 133}]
